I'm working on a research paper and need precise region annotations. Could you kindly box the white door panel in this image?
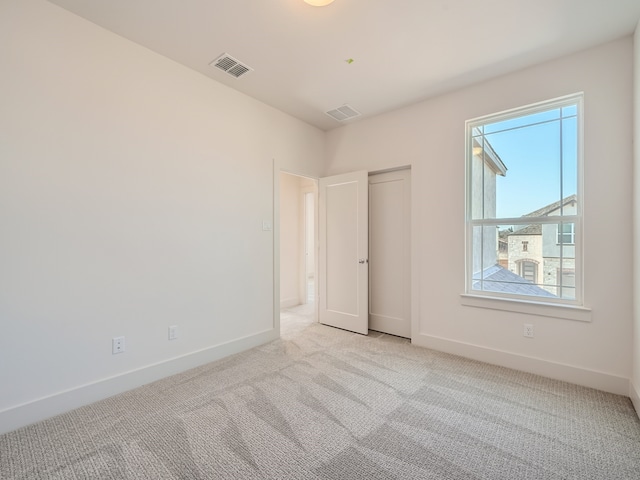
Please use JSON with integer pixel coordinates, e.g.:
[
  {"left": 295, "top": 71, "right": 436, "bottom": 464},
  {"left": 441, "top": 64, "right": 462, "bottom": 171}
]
[
  {"left": 369, "top": 169, "right": 411, "bottom": 338},
  {"left": 319, "top": 171, "right": 368, "bottom": 335}
]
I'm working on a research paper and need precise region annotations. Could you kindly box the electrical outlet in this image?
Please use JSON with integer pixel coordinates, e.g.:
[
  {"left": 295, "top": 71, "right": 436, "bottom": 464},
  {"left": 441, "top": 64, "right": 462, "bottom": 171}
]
[
  {"left": 168, "top": 325, "right": 178, "bottom": 341},
  {"left": 523, "top": 324, "right": 534, "bottom": 338},
  {"left": 112, "top": 336, "right": 125, "bottom": 354}
]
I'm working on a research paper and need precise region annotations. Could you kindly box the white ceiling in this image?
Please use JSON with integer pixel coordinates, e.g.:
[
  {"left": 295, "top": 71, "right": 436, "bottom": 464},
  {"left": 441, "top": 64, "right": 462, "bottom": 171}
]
[{"left": 48, "top": 0, "right": 640, "bottom": 131}]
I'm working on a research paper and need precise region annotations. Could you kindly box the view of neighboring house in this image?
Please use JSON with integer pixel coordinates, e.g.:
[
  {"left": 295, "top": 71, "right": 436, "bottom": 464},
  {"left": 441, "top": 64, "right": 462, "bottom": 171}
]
[
  {"left": 471, "top": 135, "right": 575, "bottom": 299},
  {"left": 506, "top": 195, "right": 577, "bottom": 299}
]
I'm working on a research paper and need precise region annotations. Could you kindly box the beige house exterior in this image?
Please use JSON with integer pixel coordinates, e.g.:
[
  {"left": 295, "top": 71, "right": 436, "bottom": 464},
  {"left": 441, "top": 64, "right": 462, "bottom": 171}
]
[
  {"left": 507, "top": 225, "right": 544, "bottom": 283},
  {"left": 507, "top": 196, "right": 577, "bottom": 299}
]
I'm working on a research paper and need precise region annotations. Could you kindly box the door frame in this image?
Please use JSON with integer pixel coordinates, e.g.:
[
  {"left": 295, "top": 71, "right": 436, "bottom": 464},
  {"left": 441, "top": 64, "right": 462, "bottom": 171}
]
[
  {"left": 302, "top": 189, "right": 316, "bottom": 305},
  {"left": 274, "top": 168, "right": 319, "bottom": 335},
  {"left": 273, "top": 164, "right": 416, "bottom": 342}
]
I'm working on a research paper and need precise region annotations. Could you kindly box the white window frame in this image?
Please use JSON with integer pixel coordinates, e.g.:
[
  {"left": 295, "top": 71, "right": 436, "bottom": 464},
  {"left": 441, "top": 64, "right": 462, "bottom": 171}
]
[{"left": 464, "top": 93, "right": 584, "bottom": 308}]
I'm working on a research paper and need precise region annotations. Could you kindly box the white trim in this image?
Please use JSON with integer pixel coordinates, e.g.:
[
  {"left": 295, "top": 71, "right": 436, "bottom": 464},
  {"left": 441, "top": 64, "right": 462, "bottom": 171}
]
[
  {"left": 465, "top": 93, "right": 585, "bottom": 308},
  {"left": 413, "top": 332, "right": 628, "bottom": 395},
  {"left": 0, "top": 328, "right": 278, "bottom": 435},
  {"left": 300, "top": 186, "right": 317, "bottom": 306},
  {"left": 470, "top": 215, "right": 580, "bottom": 226},
  {"left": 368, "top": 165, "right": 412, "bottom": 176},
  {"left": 466, "top": 92, "right": 585, "bottom": 127},
  {"left": 411, "top": 164, "right": 420, "bottom": 343},
  {"left": 273, "top": 159, "right": 280, "bottom": 333},
  {"left": 460, "top": 293, "right": 591, "bottom": 322},
  {"left": 631, "top": 380, "right": 640, "bottom": 421}
]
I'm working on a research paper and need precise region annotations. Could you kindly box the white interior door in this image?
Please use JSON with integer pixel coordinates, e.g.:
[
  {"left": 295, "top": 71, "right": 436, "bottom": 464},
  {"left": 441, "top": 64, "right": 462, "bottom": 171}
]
[
  {"left": 369, "top": 169, "right": 411, "bottom": 338},
  {"left": 319, "top": 171, "right": 368, "bottom": 335}
]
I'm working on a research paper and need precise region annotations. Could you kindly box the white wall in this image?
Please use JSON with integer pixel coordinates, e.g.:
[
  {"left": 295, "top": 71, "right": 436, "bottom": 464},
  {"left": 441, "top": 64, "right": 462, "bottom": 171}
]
[
  {"left": 280, "top": 173, "right": 302, "bottom": 308},
  {"left": 326, "top": 37, "right": 634, "bottom": 395},
  {"left": 0, "top": 0, "right": 324, "bottom": 433},
  {"left": 632, "top": 20, "right": 640, "bottom": 413}
]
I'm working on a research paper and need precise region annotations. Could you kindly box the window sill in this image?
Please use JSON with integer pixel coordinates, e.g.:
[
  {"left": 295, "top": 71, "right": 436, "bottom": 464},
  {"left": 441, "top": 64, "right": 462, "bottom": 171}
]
[{"left": 460, "top": 294, "right": 592, "bottom": 322}]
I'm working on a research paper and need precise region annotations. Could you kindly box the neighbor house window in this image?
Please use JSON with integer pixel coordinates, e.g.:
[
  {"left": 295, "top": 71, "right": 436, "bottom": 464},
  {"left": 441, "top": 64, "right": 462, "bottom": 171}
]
[
  {"left": 466, "top": 94, "right": 582, "bottom": 305},
  {"left": 557, "top": 223, "right": 575, "bottom": 245}
]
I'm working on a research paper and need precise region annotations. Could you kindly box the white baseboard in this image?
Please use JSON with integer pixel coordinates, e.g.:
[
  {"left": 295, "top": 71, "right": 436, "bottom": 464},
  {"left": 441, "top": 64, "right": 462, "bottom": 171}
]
[
  {"left": 0, "top": 329, "right": 278, "bottom": 435},
  {"left": 412, "top": 333, "right": 629, "bottom": 396},
  {"left": 630, "top": 380, "right": 640, "bottom": 420},
  {"left": 280, "top": 297, "right": 299, "bottom": 309}
]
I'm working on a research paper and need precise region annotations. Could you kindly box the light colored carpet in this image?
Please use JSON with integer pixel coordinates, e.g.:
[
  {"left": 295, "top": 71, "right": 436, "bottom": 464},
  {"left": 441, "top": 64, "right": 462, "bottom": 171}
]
[{"left": 2, "top": 306, "right": 640, "bottom": 479}]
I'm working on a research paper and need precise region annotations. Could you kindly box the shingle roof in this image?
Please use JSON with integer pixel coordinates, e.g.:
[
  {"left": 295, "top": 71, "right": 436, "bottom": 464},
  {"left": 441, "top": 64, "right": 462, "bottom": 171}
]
[
  {"left": 472, "top": 265, "right": 556, "bottom": 297},
  {"left": 510, "top": 224, "right": 541, "bottom": 236},
  {"left": 507, "top": 195, "right": 577, "bottom": 237},
  {"left": 523, "top": 194, "right": 577, "bottom": 218}
]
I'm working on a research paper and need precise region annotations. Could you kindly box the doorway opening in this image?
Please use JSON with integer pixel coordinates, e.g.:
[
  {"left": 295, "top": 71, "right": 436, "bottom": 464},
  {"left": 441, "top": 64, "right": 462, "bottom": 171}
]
[{"left": 279, "top": 172, "right": 318, "bottom": 330}]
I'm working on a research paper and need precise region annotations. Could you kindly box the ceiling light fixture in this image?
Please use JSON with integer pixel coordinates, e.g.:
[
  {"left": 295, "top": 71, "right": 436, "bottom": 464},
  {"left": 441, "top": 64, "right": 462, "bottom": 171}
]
[{"left": 304, "top": 0, "right": 335, "bottom": 6}]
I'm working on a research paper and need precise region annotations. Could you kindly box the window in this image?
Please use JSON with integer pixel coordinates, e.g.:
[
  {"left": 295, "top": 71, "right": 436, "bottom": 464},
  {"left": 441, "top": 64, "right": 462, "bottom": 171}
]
[
  {"left": 557, "top": 223, "right": 575, "bottom": 245},
  {"left": 466, "top": 94, "right": 582, "bottom": 305}
]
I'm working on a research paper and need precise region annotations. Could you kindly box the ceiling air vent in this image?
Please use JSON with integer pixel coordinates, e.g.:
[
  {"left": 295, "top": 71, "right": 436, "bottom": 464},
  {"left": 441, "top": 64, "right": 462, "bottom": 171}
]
[
  {"left": 209, "top": 53, "right": 253, "bottom": 78},
  {"left": 325, "top": 104, "right": 361, "bottom": 122}
]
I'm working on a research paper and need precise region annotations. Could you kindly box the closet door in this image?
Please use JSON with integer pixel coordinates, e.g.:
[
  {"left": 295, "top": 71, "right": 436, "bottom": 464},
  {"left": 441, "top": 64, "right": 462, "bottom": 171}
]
[{"left": 369, "top": 169, "right": 411, "bottom": 338}]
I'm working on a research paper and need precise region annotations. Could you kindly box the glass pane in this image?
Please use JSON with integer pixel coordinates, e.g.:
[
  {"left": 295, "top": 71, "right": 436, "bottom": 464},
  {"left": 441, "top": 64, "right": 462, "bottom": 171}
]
[
  {"left": 555, "top": 222, "right": 575, "bottom": 245},
  {"left": 469, "top": 102, "right": 578, "bottom": 221},
  {"left": 490, "top": 120, "right": 561, "bottom": 218},
  {"left": 561, "top": 116, "right": 578, "bottom": 214},
  {"left": 559, "top": 270, "right": 576, "bottom": 300},
  {"left": 539, "top": 238, "right": 576, "bottom": 299},
  {"left": 471, "top": 224, "right": 558, "bottom": 298},
  {"left": 470, "top": 134, "right": 489, "bottom": 220},
  {"left": 483, "top": 109, "right": 560, "bottom": 135},
  {"left": 467, "top": 97, "right": 580, "bottom": 301},
  {"left": 546, "top": 245, "right": 576, "bottom": 300},
  {"left": 470, "top": 225, "right": 497, "bottom": 279},
  {"left": 558, "top": 243, "right": 576, "bottom": 300}
]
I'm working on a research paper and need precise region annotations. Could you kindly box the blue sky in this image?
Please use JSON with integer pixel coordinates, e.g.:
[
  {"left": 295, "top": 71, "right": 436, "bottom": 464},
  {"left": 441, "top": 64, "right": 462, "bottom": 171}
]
[{"left": 479, "top": 106, "right": 578, "bottom": 218}]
